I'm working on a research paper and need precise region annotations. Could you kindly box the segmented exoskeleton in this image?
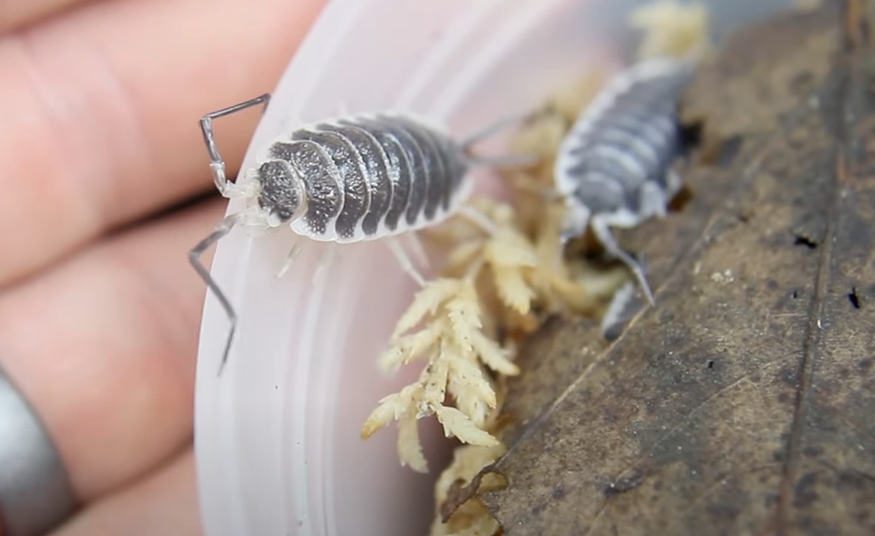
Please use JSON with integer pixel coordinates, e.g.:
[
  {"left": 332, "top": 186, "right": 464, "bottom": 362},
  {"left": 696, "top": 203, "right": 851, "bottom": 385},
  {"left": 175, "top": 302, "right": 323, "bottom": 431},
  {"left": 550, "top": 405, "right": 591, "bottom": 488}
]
[
  {"left": 555, "top": 56, "right": 695, "bottom": 304},
  {"left": 190, "top": 94, "right": 534, "bottom": 375}
]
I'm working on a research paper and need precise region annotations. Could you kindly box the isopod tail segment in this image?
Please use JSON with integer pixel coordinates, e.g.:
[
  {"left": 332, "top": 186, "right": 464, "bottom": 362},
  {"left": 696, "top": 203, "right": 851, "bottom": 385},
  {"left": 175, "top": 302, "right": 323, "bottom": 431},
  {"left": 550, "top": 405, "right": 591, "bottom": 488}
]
[{"left": 190, "top": 93, "right": 540, "bottom": 377}]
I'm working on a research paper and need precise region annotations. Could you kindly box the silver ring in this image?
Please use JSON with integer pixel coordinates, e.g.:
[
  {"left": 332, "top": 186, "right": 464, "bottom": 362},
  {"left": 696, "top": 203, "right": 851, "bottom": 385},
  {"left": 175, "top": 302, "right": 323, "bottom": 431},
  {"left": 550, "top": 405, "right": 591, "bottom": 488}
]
[{"left": 0, "top": 364, "right": 76, "bottom": 536}]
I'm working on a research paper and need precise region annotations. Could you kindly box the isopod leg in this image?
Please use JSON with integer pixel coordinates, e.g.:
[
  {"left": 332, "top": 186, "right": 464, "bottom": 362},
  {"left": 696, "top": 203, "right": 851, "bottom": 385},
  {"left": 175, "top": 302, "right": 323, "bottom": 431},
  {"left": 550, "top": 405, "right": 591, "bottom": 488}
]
[
  {"left": 460, "top": 108, "right": 542, "bottom": 169},
  {"left": 590, "top": 215, "right": 656, "bottom": 306},
  {"left": 336, "top": 99, "right": 349, "bottom": 117},
  {"left": 403, "top": 232, "right": 430, "bottom": 272},
  {"left": 641, "top": 181, "right": 669, "bottom": 218},
  {"left": 666, "top": 169, "right": 684, "bottom": 200},
  {"left": 467, "top": 153, "right": 542, "bottom": 168},
  {"left": 200, "top": 93, "right": 272, "bottom": 195},
  {"left": 510, "top": 173, "right": 563, "bottom": 202},
  {"left": 275, "top": 242, "right": 303, "bottom": 279},
  {"left": 188, "top": 214, "right": 241, "bottom": 376},
  {"left": 599, "top": 280, "right": 639, "bottom": 341},
  {"left": 458, "top": 204, "right": 497, "bottom": 235},
  {"left": 312, "top": 243, "right": 336, "bottom": 286},
  {"left": 386, "top": 237, "right": 426, "bottom": 287},
  {"left": 458, "top": 108, "right": 536, "bottom": 150}
]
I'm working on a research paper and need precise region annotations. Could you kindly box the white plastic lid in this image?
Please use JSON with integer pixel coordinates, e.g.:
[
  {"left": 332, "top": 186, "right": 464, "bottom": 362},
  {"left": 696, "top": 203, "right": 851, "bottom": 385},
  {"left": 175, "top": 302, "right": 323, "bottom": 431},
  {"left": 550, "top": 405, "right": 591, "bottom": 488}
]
[{"left": 192, "top": 0, "right": 796, "bottom": 535}]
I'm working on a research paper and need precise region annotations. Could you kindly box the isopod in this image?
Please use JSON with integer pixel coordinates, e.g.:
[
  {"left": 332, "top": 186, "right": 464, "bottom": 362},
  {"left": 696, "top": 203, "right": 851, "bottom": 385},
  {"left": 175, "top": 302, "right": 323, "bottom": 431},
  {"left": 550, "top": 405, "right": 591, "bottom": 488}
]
[
  {"left": 190, "top": 94, "right": 534, "bottom": 375},
  {"left": 554, "top": 56, "right": 695, "bottom": 305}
]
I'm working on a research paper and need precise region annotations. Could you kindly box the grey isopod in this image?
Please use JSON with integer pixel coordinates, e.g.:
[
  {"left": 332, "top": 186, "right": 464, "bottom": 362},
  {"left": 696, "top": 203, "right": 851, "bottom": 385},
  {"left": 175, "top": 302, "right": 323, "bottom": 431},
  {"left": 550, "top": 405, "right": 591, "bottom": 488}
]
[
  {"left": 190, "top": 94, "right": 534, "bottom": 375},
  {"left": 554, "top": 56, "right": 695, "bottom": 305}
]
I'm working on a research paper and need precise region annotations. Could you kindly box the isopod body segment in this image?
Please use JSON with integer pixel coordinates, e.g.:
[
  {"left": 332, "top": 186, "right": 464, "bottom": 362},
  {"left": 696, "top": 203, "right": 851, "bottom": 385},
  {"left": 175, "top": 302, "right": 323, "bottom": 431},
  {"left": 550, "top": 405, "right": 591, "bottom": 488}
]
[{"left": 254, "top": 114, "right": 474, "bottom": 243}]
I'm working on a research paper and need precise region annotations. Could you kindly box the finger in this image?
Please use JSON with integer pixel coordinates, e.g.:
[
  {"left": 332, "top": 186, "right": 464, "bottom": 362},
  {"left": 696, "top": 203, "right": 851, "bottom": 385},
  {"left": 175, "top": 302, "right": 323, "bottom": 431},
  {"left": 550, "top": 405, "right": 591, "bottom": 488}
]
[
  {"left": 50, "top": 449, "right": 200, "bottom": 536},
  {"left": 0, "top": 198, "right": 223, "bottom": 502},
  {"left": 0, "top": 0, "right": 326, "bottom": 286},
  {"left": 0, "top": 0, "right": 91, "bottom": 34}
]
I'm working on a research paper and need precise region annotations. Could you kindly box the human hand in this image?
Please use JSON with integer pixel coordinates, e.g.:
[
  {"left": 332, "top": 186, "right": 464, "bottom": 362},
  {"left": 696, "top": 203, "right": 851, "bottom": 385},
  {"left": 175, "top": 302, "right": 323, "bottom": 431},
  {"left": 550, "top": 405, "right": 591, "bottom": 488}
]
[{"left": 0, "top": 0, "right": 325, "bottom": 534}]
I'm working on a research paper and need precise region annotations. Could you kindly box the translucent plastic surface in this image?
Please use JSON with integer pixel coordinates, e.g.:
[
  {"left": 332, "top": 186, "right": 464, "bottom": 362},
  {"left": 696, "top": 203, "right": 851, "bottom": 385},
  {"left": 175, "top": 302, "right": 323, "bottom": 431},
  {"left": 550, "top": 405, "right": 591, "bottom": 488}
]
[{"left": 192, "top": 1, "right": 797, "bottom": 535}]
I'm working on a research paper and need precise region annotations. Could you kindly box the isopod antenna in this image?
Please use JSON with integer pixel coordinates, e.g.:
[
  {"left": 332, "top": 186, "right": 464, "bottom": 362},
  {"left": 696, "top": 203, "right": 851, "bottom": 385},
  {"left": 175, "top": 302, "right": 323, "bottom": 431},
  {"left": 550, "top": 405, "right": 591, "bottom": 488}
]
[
  {"left": 459, "top": 108, "right": 542, "bottom": 168},
  {"left": 191, "top": 93, "right": 272, "bottom": 377},
  {"left": 189, "top": 213, "right": 241, "bottom": 377},
  {"left": 200, "top": 93, "right": 271, "bottom": 195}
]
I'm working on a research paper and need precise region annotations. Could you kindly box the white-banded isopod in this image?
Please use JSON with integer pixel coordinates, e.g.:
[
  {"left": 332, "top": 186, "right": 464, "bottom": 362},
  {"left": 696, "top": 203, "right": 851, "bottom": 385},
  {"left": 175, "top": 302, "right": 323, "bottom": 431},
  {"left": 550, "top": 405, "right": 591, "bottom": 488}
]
[
  {"left": 190, "top": 94, "right": 535, "bottom": 375},
  {"left": 555, "top": 56, "right": 695, "bottom": 305}
]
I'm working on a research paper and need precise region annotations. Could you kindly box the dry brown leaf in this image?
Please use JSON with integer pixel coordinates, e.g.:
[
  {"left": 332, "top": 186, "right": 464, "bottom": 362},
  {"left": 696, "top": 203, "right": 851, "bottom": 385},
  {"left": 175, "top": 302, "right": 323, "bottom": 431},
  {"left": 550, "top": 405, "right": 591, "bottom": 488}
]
[
  {"left": 449, "top": 3, "right": 875, "bottom": 534},
  {"left": 427, "top": 1, "right": 720, "bottom": 534},
  {"left": 430, "top": 444, "right": 506, "bottom": 536}
]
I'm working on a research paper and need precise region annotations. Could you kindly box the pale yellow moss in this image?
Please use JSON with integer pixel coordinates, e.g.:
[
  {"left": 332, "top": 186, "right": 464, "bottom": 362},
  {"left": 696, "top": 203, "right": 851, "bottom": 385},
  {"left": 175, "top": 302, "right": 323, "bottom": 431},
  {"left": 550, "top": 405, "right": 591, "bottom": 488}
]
[
  {"left": 629, "top": 0, "right": 712, "bottom": 61},
  {"left": 361, "top": 273, "right": 517, "bottom": 472}
]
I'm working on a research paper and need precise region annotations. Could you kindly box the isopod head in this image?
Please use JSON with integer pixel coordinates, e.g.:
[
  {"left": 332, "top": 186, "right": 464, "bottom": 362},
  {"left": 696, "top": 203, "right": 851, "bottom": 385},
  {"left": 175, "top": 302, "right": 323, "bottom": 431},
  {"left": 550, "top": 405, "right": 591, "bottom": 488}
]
[{"left": 254, "top": 159, "right": 308, "bottom": 227}]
